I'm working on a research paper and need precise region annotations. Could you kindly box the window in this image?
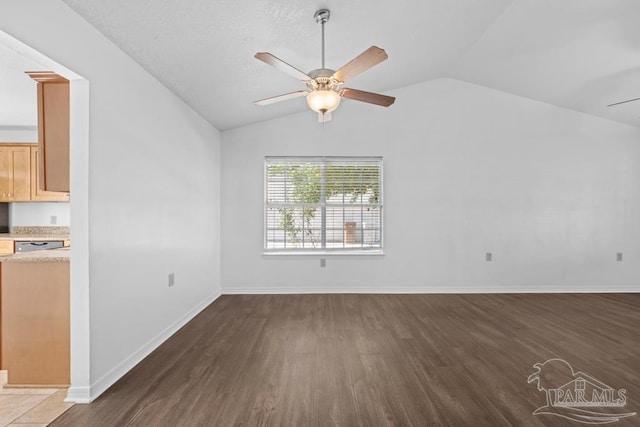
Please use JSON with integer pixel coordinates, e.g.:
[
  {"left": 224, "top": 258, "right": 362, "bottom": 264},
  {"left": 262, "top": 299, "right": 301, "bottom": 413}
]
[{"left": 265, "top": 156, "right": 383, "bottom": 253}]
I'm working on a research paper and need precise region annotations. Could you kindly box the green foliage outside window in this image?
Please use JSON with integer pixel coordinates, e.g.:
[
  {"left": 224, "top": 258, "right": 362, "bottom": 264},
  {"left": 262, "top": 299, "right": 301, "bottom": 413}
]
[{"left": 267, "top": 163, "right": 380, "bottom": 246}]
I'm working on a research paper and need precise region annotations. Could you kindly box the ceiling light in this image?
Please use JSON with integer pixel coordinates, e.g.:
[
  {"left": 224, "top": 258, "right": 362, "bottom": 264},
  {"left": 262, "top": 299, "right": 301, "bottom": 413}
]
[{"left": 306, "top": 88, "right": 341, "bottom": 115}]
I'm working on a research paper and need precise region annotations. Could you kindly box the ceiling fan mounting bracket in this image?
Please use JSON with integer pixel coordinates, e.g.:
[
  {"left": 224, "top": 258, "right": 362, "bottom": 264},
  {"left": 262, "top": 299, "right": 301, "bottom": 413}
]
[{"left": 314, "top": 9, "right": 330, "bottom": 24}]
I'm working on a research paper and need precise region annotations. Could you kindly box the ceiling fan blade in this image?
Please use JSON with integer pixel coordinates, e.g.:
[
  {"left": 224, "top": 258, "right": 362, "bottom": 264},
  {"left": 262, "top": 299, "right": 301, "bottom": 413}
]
[
  {"left": 254, "top": 52, "right": 311, "bottom": 81},
  {"left": 333, "top": 46, "right": 388, "bottom": 83},
  {"left": 254, "top": 90, "right": 308, "bottom": 106},
  {"left": 607, "top": 97, "right": 640, "bottom": 107},
  {"left": 341, "top": 88, "right": 395, "bottom": 107}
]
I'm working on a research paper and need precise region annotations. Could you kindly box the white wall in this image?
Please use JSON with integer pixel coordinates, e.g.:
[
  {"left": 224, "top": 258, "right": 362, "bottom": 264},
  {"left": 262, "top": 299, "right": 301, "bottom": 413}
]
[
  {"left": 0, "top": 127, "right": 37, "bottom": 142},
  {"left": 1, "top": 0, "right": 221, "bottom": 402},
  {"left": 10, "top": 202, "right": 70, "bottom": 226},
  {"left": 221, "top": 78, "right": 640, "bottom": 293}
]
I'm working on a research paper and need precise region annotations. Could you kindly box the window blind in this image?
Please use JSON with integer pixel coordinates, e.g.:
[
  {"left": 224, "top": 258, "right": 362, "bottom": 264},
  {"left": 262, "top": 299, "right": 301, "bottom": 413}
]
[{"left": 265, "top": 156, "right": 383, "bottom": 253}]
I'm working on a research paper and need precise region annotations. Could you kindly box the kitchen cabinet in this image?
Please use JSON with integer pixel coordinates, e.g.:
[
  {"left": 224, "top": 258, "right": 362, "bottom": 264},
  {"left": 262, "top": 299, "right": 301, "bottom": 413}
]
[
  {"left": 26, "top": 71, "right": 70, "bottom": 193},
  {"left": 30, "top": 146, "right": 70, "bottom": 201},
  {"left": 1, "top": 260, "right": 70, "bottom": 386},
  {"left": 0, "top": 144, "right": 69, "bottom": 202},
  {"left": 0, "top": 145, "right": 32, "bottom": 202},
  {"left": 0, "top": 241, "right": 14, "bottom": 255}
]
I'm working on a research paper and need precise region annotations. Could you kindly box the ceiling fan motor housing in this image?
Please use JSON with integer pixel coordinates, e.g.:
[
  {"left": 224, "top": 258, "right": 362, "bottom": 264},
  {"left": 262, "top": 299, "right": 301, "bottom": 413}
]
[{"left": 307, "top": 68, "right": 342, "bottom": 91}]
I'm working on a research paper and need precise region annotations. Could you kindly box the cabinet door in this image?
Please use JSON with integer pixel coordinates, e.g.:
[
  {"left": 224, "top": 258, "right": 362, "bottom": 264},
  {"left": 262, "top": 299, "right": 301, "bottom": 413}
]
[
  {"left": 0, "top": 240, "right": 14, "bottom": 254},
  {"left": 1, "top": 262, "right": 70, "bottom": 386},
  {"left": 27, "top": 72, "right": 70, "bottom": 193},
  {"left": 0, "top": 146, "right": 31, "bottom": 202},
  {"left": 30, "top": 147, "right": 70, "bottom": 201},
  {"left": 0, "top": 147, "right": 11, "bottom": 198},
  {"left": 10, "top": 146, "right": 31, "bottom": 201}
]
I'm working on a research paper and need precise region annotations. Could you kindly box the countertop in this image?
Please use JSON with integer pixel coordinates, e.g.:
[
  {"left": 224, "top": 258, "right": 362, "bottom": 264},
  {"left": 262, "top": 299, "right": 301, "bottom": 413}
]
[
  {"left": 0, "top": 233, "right": 69, "bottom": 241},
  {"left": 0, "top": 247, "right": 70, "bottom": 263},
  {"left": 0, "top": 226, "right": 69, "bottom": 241},
  {"left": 0, "top": 226, "right": 70, "bottom": 262}
]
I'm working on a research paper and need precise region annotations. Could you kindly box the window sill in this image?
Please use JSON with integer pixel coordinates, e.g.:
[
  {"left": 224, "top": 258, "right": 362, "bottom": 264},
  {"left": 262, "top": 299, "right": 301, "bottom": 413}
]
[{"left": 263, "top": 250, "right": 384, "bottom": 257}]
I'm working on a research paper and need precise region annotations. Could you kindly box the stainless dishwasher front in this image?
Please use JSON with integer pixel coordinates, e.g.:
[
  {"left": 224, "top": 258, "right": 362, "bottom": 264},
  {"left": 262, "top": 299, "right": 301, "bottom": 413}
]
[{"left": 15, "top": 240, "right": 64, "bottom": 253}]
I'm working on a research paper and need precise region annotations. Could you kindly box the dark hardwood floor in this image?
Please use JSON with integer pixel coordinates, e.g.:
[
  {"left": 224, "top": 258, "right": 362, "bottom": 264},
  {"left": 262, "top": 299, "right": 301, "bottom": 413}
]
[{"left": 51, "top": 294, "right": 640, "bottom": 426}]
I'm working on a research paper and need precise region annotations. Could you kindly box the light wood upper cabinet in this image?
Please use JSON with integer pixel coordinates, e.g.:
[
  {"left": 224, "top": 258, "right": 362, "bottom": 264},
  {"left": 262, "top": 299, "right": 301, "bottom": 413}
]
[
  {"left": 30, "top": 147, "right": 69, "bottom": 202},
  {"left": 26, "top": 71, "right": 70, "bottom": 193},
  {"left": 0, "top": 146, "right": 32, "bottom": 202},
  {"left": 0, "top": 144, "right": 68, "bottom": 202}
]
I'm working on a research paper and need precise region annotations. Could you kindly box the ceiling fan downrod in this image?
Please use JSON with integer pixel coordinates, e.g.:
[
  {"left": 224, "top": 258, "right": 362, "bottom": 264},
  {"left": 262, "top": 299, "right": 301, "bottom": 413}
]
[{"left": 314, "top": 9, "right": 330, "bottom": 69}]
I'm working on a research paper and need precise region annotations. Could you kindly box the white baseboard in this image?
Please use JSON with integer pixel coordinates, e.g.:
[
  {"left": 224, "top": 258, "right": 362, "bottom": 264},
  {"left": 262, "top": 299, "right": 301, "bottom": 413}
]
[
  {"left": 222, "top": 285, "right": 640, "bottom": 294},
  {"left": 65, "top": 386, "right": 91, "bottom": 404},
  {"left": 68, "top": 291, "right": 221, "bottom": 404}
]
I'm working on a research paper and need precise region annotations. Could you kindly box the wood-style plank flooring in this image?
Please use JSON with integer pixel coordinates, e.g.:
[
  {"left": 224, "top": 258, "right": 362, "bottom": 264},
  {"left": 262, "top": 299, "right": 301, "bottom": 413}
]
[{"left": 51, "top": 294, "right": 640, "bottom": 426}]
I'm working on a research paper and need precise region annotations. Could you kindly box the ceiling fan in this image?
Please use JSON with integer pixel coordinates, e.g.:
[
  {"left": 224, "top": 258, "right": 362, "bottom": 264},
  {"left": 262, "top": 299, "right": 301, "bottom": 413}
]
[{"left": 253, "top": 9, "right": 395, "bottom": 123}]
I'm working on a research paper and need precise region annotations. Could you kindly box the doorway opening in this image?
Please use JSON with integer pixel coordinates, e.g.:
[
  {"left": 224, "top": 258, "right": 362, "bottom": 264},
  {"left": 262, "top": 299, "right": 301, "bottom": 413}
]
[{"left": 0, "top": 29, "right": 90, "bottom": 403}]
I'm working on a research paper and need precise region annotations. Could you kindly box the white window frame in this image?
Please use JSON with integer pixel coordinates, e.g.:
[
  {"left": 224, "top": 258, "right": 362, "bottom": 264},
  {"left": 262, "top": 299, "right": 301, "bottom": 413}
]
[{"left": 264, "top": 156, "right": 384, "bottom": 255}]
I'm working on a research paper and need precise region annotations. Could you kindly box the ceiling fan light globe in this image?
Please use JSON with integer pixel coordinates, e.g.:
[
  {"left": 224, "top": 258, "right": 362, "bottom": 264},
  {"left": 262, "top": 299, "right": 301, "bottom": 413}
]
[{"left": 306, "top": 89, "right": 341, "bottom": 114}]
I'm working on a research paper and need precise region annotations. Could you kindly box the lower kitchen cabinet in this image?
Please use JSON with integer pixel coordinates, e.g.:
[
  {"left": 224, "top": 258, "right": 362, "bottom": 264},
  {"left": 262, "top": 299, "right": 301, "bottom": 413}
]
[
  {"left": 1, "top": 261, "right": 70, "bottom": 386},
  {"left": 0, "top": 241, "right": 14, "bottom": 255}
]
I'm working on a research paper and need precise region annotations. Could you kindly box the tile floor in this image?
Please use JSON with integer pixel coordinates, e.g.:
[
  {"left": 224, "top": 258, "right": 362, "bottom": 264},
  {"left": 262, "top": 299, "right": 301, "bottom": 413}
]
[{"left": 0, "top": 371, "right": 73, "bottom": 427}]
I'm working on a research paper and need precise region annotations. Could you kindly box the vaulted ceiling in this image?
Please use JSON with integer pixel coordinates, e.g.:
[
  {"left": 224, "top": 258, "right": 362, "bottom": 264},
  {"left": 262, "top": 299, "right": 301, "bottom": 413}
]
[{"left": 3, "top": 0, "right": 640, "bottom": 131}]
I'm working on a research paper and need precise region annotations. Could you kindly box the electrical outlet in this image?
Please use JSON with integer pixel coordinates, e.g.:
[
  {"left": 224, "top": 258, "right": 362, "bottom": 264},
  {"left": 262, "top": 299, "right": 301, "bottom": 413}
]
[
  {"left": 50, "top": 215, "right": 57, "bottom": 225},
  {"left": 320, "top": 258, "right": 326, "bottom": 268},
  {"left": 168, "top": 272, "right": 175, "bottom": 287},
  {"left": 486, "top": 252, "right": 492, "bottom": 262},
  {"left": 617, "top": 252, "right": 623, "bottom": 262}
]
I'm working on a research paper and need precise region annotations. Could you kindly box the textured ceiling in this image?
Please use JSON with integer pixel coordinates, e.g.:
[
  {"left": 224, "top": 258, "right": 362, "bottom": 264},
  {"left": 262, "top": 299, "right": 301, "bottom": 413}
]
[
  {"left": 3, "top": 0, "right": 640, "bottom": 131},
  {"left": 58, "top": 0, "right": 513, "bottom": 130}
]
